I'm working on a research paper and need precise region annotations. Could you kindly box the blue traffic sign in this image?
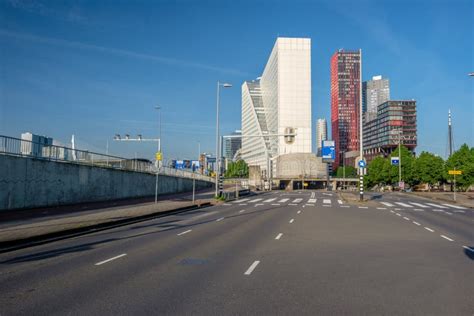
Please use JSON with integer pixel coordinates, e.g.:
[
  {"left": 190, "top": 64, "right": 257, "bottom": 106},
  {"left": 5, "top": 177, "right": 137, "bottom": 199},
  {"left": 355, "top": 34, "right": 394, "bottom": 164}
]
[
  {"left": 391, "top": 157, "right": 400, "bottom": 166},
  {"left": 358, "top": 160, "right": 366, "bottom": 168}
]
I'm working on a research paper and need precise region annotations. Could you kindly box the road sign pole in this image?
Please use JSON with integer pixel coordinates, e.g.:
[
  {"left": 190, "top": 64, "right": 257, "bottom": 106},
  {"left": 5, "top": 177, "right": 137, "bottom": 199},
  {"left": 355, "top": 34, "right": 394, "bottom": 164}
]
[
  {"left": 454, "top": 167, "right": 456, "bottom": 202},
  {"left": 359, "top": 172, "right": 364, "bottom": 201}
]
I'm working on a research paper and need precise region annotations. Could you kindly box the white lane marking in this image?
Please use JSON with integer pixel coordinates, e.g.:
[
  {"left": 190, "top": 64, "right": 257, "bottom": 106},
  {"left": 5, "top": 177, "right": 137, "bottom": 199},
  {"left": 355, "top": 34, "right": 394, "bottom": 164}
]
[
  {"left": 278, "top": 198, "right": 289, "bottom": 203},
  {"left": 271, "top": 203, "right": 281, "bottom": 206},
  {"left": 308, "top": 198, "right": 317, "bottom": 203},
  {"left": 95, "top": 254, "right": 127, "bottom": 266},
  {"left": 177, "top": 229, "right": 192, "bottom": 236},
  {"left": 403, "top": 217, "right": 410, "bottom": 221},
  {"left": 223, "top": 203, "right": 231, "bottom": 206},
  {"left": 425, "top": 203, "right": 447, "bottom": 209},
  {"left": 289, "top": 203, "right": 298, "bottom": 206},
  {"left": 414, "top": 209, "right": 424, "bottom": 211},
  {"left": 413, "top": 221, "right": 421, "bottom": 226},
  {"left": 424, "top": 227, "right": 434, "bottom": 232},
  {"left": 395, "top": 208, "right": 402, "bottom": 211},
  {"left": 322, "top": 193, "right": 333, "bottom": 196},
  {"left": 445, "top": 211, "right": 453, "bottom": 215},
  {"left": 249, "top": 198, "right": 262, "bottom": 203},
  {"left": 440, "top": 235, "right": 454, "bottom": 242},
  {"left": 275, "top": 233, "right": 283, "bottom": 240},
  {"left": 292, "top": 198, "right": 303, "bottom": 203},
  {"left": 323, "top": 199, "right": 331, "bottom": 204},
  {"left": 244, "top": 260, "right": 260, "bottom": 275},
  {"left": 340, "top": 205, "right": 350, "bottom": 208},
  {"left": 396, "top": 213, "right": 401, "bottom": 216},
  {"left": 289, "top": 219, "right": 294, "bottom": 224},
  {"left": 263, "top": 198, "right": 276, "bottom": 203},
  {"left": 358, "top": 206, "right": 368, "bottom": 209},
  {"left": 239, "top": 203, "right": 247, "bottom": 206},
  {"left": 453, "top": 210, "right": 465, "bottom": 213},
  {"left": 442, "top": 203, "right": 466, "bottom": 209},
  {"left": 323, "top": 205, "right": 331, "bottom": 207},
  {"left": 234, "top": 198, "right": 250, "bottom": 203},
  {"left": 255, "top": 203, "right": 264, "bottom": 206},
  {"left": 239, "top": 209, "right": 246, "bottom": 213},
  {"left": 337, "top": 200, "right": 343, "bottom": 204},
  {"left": 390, "top": 210, "right": 395, "bottom": 213},
  {"left": 395, "top": 202, "right": 413, "bottom": 208},
  {"left": 381, "top": 202, "right": 394, "bottom": 207},
  {"left": 216, "top": 217, "right": 224, "bottom": 222},
  {"left": 306, "top": 204, "right": 315, "bottom": 206},
  {"left": 409, "top": 202, "right": 429, "bottom": 208},
  {"left": 297, "top": 210, "right": 301, "bottom": 214},
  {"left": 463, "top": 246, "right": 474, "bottom": 252},
  {"left": 377, "top": 207, "right": 387, "bottom": 210}
]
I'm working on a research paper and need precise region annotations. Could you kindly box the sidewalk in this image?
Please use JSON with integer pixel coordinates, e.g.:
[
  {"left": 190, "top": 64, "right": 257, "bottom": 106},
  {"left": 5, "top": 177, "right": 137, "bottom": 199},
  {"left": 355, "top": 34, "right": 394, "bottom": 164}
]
[{"left": 0, "top": 192, "right": 214, "bottom": 250}]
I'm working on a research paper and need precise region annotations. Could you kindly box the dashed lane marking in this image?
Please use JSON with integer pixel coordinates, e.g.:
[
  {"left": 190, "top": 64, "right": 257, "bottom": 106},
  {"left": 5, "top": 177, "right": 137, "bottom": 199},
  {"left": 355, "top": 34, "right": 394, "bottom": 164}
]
[
  {"left": 271, "top": 203, "right": 281, "bottom": 206},
  {"left": 244, "top": 261, "right": 260, "bottom": 275},
  {"left": 409, "top": 202, "right": 429, "bottom": 208},
  {"left": 306, "top": 204, "right": 315, "bottom": 206},
  {"left": 414, "top": 209, "right": 424, "bottom": 211},
  {"left": 216, "top": 217, "right": 224, "bottom": 222},
  {"left": 340, "top": 205, "right": 350, "bottom": 208},
  {"left": 413, "top": 221, "right": 421, "bottom": 226},
  {"left": 255, "top": 203, "right": 264, "bottom": 207},
  {"left": 275, "top": 233, "right": 283, "bottom": 240},
  {"left": 95, "top": 254, "right": 127, "bottom": 266},
  {"left": 377, "top": 207, "right": 387, "bottom": 210},
  {"left": 239, "top": 209, "right": 246, "bottom": 213},
  {"left": 424, "top": 227, "right": 434, "bottom": 232},
  {"left": 289, "top": 203, "right": 298, "bottom": 206},
  {"left": 177, "top": 229, "right": 192, "bottom": 236},
  {"left": 289, "top": 219, "right": 294, "bottom": 224},
  {"left": 358, "top": 206, "right": 368, "bottom": 209},
  {"left": 440, "top": 235, "right": 454, "bottom": 242},
  {"left": 403, "top": 217, "right": 410, "bottom": 221},
  {"left": 396, "top": 213, "right": 401, "bottom": 216},
  {"left": 297, "top": 210, "right": 301, "bottom": 214},
  {"left": 239, "top": 203, "right": 247, "bottom": 206}
]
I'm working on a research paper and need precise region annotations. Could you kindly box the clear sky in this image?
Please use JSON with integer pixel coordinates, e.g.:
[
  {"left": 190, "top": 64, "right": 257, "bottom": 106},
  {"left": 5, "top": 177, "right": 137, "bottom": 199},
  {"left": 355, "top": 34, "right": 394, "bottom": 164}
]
[{"left": 1, "top": 0, "right": 472, "bottom": 162}]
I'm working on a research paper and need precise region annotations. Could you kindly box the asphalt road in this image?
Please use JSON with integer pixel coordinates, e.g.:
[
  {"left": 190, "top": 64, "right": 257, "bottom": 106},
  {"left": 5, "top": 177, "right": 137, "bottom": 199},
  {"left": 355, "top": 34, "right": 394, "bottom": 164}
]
[{"left": 0, "top": 190, "right": 472, "bottom": 315}]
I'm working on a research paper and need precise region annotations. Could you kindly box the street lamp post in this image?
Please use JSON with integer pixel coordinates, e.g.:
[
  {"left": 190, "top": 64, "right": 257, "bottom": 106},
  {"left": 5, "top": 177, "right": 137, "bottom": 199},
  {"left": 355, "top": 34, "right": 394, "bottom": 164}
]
[
  {"left": 215, "top": 81, "right": 232, "bottom": 197},
  {"left": 155, "top": 106, "right": 162, "bottom": 204},
  {"left": 359, "top": 48, "right": 364, "bottom": 201}
]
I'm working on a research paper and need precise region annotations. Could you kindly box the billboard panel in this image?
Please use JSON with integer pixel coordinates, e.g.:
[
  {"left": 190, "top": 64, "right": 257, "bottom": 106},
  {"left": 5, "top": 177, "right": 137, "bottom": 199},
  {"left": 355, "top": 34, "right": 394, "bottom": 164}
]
[{"left": 322, "top": 140, "right": 336, "bottom": 163}]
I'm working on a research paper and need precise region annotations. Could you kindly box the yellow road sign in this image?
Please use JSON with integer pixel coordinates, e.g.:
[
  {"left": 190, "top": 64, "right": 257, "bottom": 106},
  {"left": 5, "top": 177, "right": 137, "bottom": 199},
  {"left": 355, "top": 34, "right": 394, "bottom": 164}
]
[
  {"left": 155, "top": 152, "right": 162, "bottom": 161},
  {"left": 448, "top": 170, "right": 462, "bottom": 175}
]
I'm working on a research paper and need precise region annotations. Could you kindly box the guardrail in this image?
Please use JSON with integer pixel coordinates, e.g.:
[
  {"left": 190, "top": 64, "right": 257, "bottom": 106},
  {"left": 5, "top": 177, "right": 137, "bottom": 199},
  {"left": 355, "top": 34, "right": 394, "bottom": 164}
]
[{"left": 0, "top": 135, "right": 214, "bottom": 182}]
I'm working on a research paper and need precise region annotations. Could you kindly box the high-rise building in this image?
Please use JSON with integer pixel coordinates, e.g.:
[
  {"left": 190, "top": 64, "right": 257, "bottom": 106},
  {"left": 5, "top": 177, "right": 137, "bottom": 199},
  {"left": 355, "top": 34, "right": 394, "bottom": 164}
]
[
  {"left": 362, "top": 75, "right": 390, "bottom": 122},
  {"left": 20, "top": 132, "right": 53, "bottom": 157},
  {"left": 242, "top": 37, "right": 312, "bottom": 174},
  {"left": 363, "top": 100, "right": 417, "bottom": 162},
  {"left": 316, "top": 118, "right": 327, "bottom": 156},
  {"left": 224, "top": 130, "right": 242, "bottom": 161},
  {"left": 330, "top": 49, "right": 361, "bottom": 168}
]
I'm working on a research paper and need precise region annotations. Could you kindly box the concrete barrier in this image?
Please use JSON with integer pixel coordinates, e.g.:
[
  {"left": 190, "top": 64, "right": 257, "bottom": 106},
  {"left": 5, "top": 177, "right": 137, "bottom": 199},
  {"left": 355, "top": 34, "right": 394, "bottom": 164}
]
[{"left": 0, "top": 155, "right": 213, "bottom": 210}]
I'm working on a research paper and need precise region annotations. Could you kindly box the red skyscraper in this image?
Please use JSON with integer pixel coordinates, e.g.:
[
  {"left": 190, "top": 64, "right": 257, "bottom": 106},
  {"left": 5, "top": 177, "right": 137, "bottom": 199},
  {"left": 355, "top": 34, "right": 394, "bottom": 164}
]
[{"left": 330, "top": 49, "right": 361, "bottom": 169}]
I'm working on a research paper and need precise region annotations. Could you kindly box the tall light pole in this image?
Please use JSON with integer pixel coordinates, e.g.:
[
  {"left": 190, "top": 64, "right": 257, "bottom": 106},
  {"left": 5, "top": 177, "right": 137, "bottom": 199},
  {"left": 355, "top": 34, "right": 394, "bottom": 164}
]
[
  {"left": 359, "top": 48, "right": 364, "bottom": 201},
  {"left": 398, "top": 128, "right": 402, "bottom": 189},
  {"left": 155, "top": 105, "right": 162, "bottom": 204},
  {"left": 215, "top": 81, "right": 232, "bottom": 197}
]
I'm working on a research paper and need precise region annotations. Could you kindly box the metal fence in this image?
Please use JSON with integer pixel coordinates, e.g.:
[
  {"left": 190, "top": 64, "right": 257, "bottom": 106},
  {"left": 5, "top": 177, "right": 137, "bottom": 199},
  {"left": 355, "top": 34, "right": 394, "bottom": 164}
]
[{"left": 0, "top": 135, "right": 214, "bottom": 182}]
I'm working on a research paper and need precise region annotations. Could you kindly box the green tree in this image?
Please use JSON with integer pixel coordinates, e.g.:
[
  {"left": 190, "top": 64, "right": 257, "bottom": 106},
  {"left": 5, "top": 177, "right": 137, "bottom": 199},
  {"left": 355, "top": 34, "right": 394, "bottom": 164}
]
[
  {"left": 445, "top": 144, "right": 474, "bottom": 191},
  {"left": 335, "top": 166, "right": 357, "bottom": 178},
  {"left": 413, "top": 152, "right": 445, "bottom": 190},
  {"left": 366, "top": 156, "right": 389, "bottom": 187},
  {"left": 225, "top": 160, "right": 249, "bottom": 178}
]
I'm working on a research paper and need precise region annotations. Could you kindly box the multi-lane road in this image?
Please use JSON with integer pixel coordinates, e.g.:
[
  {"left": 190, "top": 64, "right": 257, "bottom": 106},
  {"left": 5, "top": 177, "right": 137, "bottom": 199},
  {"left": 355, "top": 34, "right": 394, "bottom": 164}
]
[{"left": 0, "top": 190, "right": 472, "bottom": 315}]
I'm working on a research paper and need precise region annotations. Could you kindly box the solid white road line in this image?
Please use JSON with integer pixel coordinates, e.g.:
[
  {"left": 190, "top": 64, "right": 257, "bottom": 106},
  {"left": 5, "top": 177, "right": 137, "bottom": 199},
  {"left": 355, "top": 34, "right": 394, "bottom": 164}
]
[
  {"left": 424, "top": 227, "right": 434, "bottom": 232},
  {"left": 403, "top": 217, "right": 410, "bottom": 221},
  {"left": 442, "top": 203, "right": 466, "bottom": 209},
  {"left": 239, "top": 209, "right": 246, "bottom": 213},
  {"left": 249, "top": 198, "right": 262, "bottom": 203},
  {"left": 177, "top": 229, "right": 192, "bottom": 236},
  {"left": 440, "top": 235, "right": 454, "bottom": 241},
  {"left": 462, "top": 246, "right": 474, "bottom": 252},
  {"left": 244, "top": 260, "right": 260, "bottom": 275},
  {"left": 426, "top": 203, "right": 447, "bottom": 209},
  {"left": 95, "top": 254, "right": 127, "bottom": 266},
  {"left": 275, "top": 233, "right": 283, "bottom": 240},
  {"left": 380, "top": 202, "right": 394, "bottom": 207},
  {"left": 337, "top": 200, "right": 343, "bottom": 204},
  {"left": 413, "top": 221, "right": 421, "bottom": 226},
  {"left": 377, "top": 207, "right": 387, "bottom": 210},
  {"left": 216, "top": 217, "right": 224, "bottom": 222},
  {"left": 263, "top": 198, "right": 276, "bottom": 203},
  {"left": 289, "top": 219, "right": 294, "bottom": 224},
  {"left": 395, "top": 202, "right": 413, "bottom": 208},
  {"left": 409, "top": 202, "right": 429, "bottom": 208},
  {"left": 278, "top": 198, "right": 289, "bottom": 203}
]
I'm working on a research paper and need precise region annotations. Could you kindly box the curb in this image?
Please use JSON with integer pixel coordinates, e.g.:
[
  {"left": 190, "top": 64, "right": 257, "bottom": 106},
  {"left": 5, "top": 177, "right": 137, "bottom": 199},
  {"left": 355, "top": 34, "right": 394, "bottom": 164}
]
[{"left": 0, "top": 202, "right": 212, "bottom": 254}]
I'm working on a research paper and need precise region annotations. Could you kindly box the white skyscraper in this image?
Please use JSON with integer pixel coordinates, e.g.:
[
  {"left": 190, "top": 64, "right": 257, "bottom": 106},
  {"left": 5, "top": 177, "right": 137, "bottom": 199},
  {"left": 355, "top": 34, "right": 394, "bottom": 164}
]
[
  {"left": 316, "top": 118, "right": 327, "bottom": 156},
  {"left": 241, "top": 37, "right": 312, "bottom": 174},
  {"left": 362, "top": 75, "right": 390, "bottom": 122}
]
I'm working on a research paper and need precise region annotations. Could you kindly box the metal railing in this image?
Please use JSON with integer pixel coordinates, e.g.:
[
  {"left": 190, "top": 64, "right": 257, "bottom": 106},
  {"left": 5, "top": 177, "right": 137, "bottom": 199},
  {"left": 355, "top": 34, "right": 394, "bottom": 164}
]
[{"left": 0, "top": 135, "right": 214, "bottom": 182}]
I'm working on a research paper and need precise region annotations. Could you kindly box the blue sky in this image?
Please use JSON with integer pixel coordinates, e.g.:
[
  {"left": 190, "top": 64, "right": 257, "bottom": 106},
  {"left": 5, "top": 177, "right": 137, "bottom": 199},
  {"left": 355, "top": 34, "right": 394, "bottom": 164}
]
[{"left": 1, "top": 0, "right": 472, "bottom": 162}]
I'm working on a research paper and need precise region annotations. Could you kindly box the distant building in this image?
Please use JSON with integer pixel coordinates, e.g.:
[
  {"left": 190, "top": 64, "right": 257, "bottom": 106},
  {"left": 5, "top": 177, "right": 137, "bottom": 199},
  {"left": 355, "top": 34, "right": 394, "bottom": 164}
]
[
  {"left": 316, "top": 118, "right": 327, "bottom": 156},
  {"left": 362, "top": 75, "right": 390, "bottom": 122},
  {"left": 363, "top": 100, "right": 417, "bottom": 162},
  {"left": 20, "top": 132, "right": 53, "bottom": 157},
  {"left": 242, "top": 37, "right": 312, "bottom": 177},
  {"left": 330, "top": 49, "right": 362, "bottom": 168},
  {"left": 224, "top": 130, "right": 242, "bottom": 161}
]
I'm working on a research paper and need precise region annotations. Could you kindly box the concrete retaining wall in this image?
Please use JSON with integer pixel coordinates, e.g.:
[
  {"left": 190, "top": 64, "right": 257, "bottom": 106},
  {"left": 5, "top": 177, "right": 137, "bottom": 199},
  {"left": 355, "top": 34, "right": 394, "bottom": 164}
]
[{"left": 0, "top": 155, "right": 213, "bottom": 210}]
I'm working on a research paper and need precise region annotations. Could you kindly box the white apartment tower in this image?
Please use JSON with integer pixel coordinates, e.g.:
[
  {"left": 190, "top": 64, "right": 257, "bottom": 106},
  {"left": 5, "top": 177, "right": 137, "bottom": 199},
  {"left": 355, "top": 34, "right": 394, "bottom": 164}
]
[
  {"left": 362, "top": 75, "right": 390, "bottom": 122},
  {"left": 241, "top": 37, "right": 312, "bottom": 174},
  {"left": 316, "top": 118, "right": 327, "bottom": 156}
]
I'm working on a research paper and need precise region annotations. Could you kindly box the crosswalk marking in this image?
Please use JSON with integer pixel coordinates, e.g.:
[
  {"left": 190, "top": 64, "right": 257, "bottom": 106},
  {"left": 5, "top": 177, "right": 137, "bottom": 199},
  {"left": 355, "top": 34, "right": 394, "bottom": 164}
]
[
  {"left": 442, "top": 203, "right": 466, "bottom": 209},
  {"left": 263, "top": 198, "right": 276, "bottom": 203},
  {"left": 425, "top": 203, "right": 447, "bottom": 209},
  {"left": 323, "top": 199, "right": 331, "bottom": 204},
  {"left": 233, "top": 198, "right": 250, "bottom": 203},
  {"left": 409, "top": 202, "right": 429, "bottom": 208},
  {"left": 248, "top": 198, "right": 262, "bottom": 203},
  {"left": 395, "top": 202, "right": 413, "bottom": 208},
  {"left": 308, "top": 198, "right": 317, "bottom": 203},
  {"left": 278, "top": 198, "right": 289, "bottom": 203},
  {"left": 380, "top": 202, "right": 394, "bottom": 207},
  {"left": 292, "top": 198, "right": 303, "bottom": 203}
]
